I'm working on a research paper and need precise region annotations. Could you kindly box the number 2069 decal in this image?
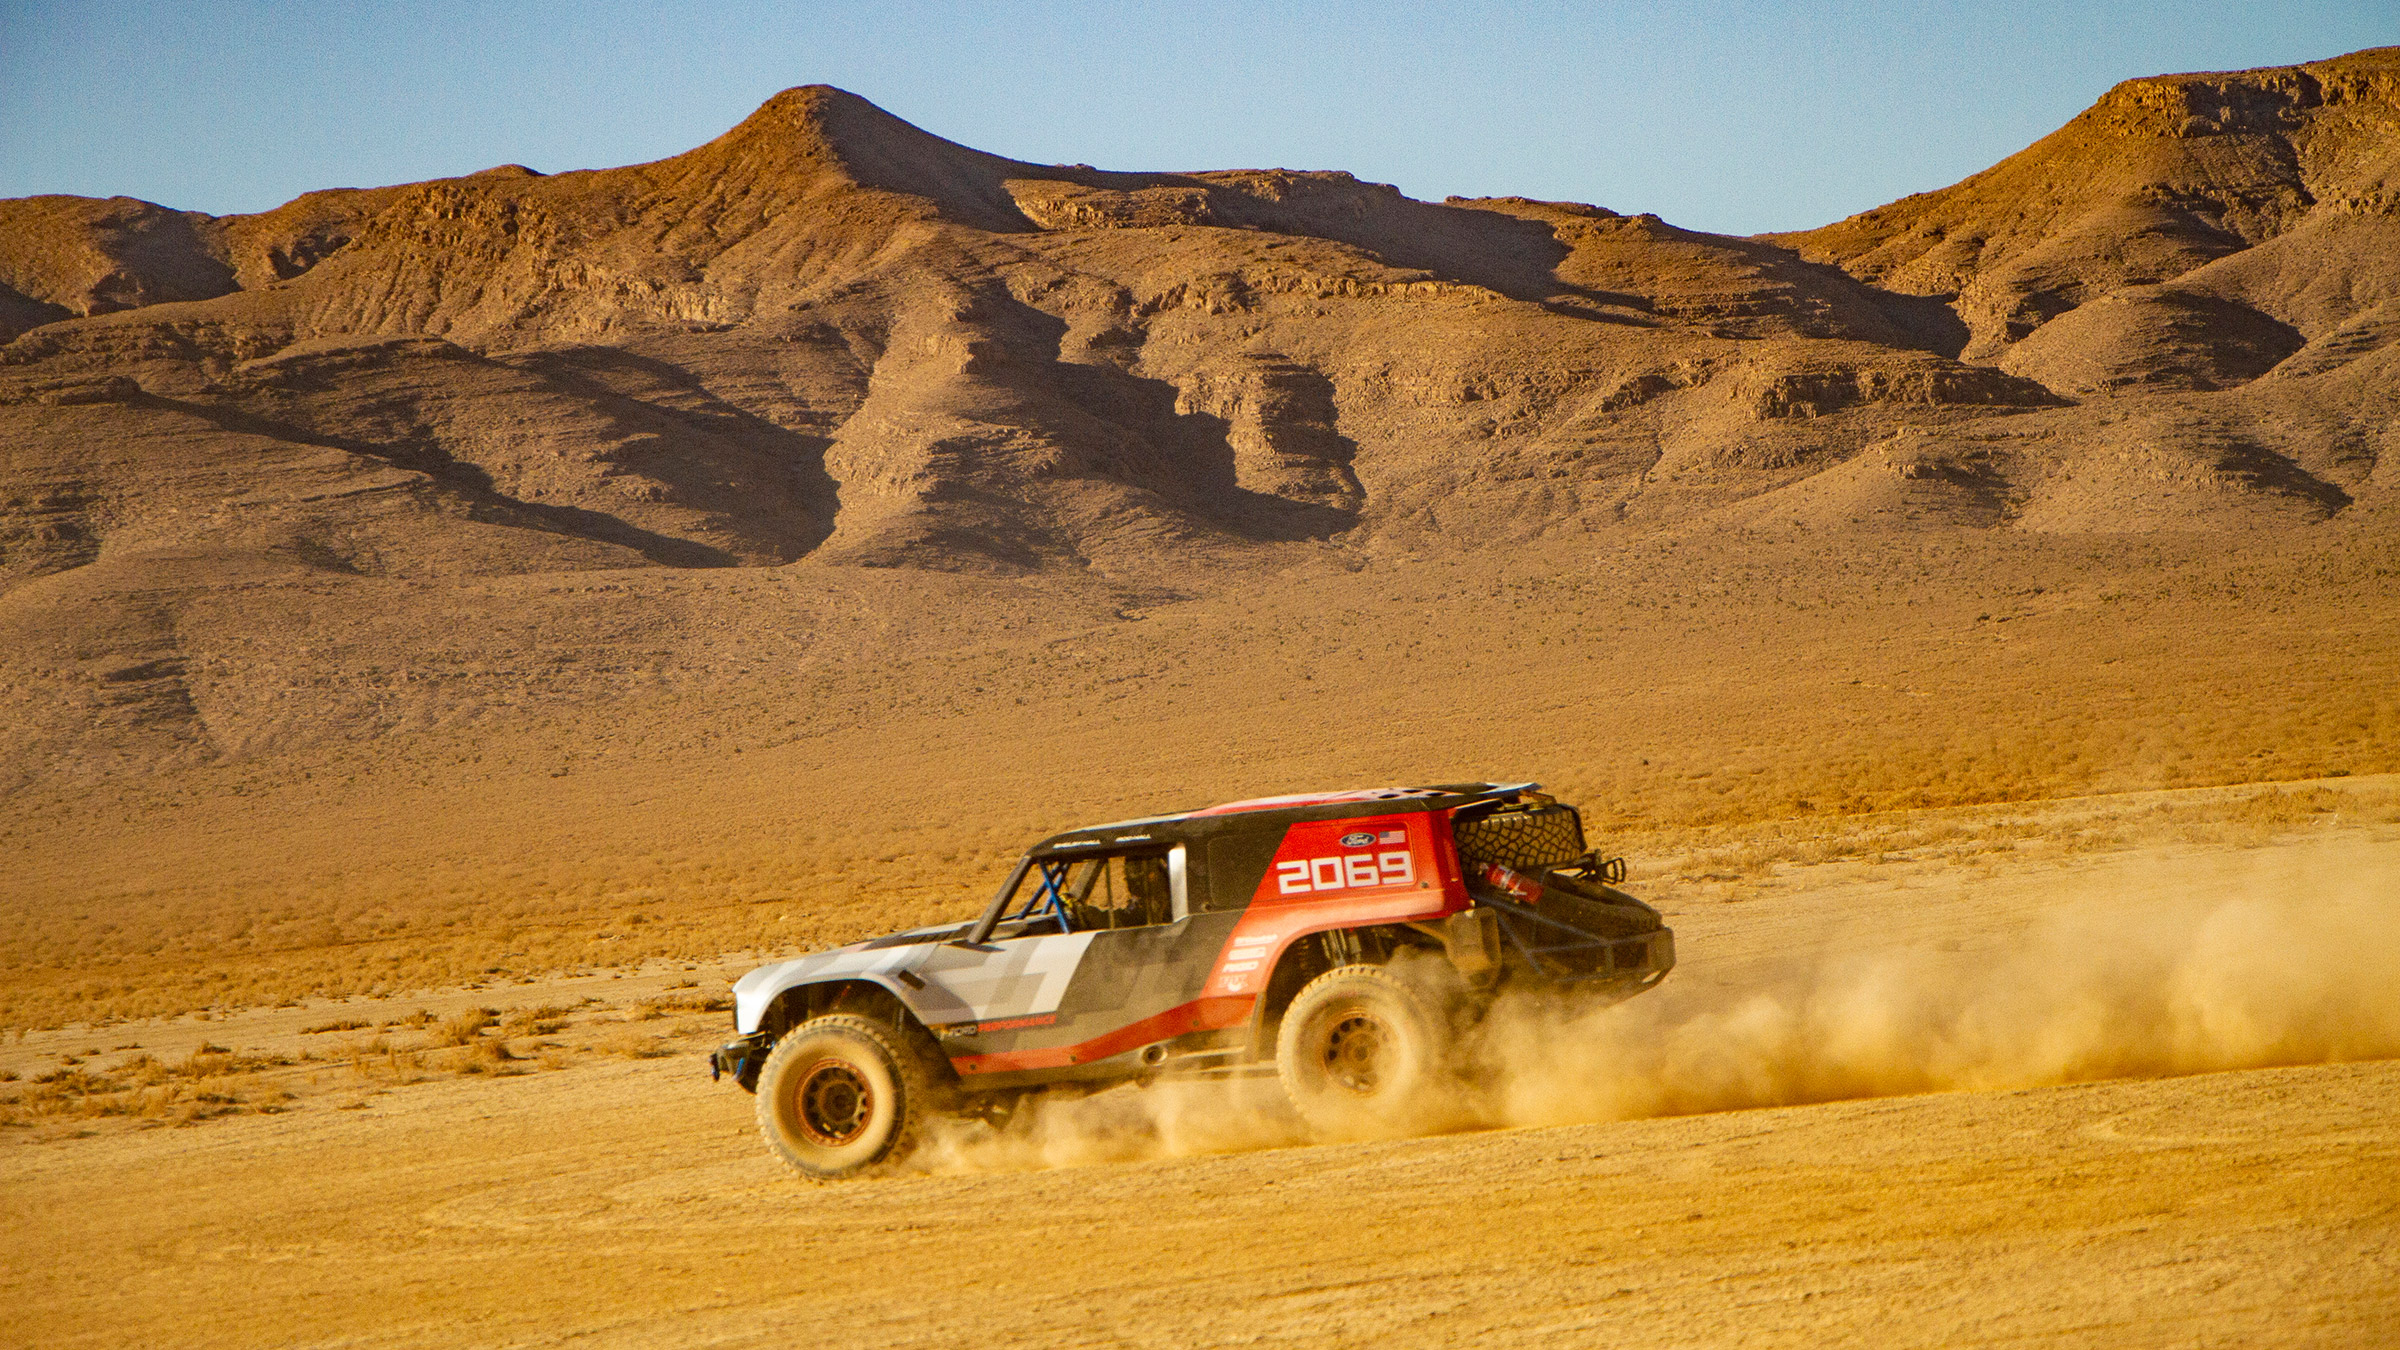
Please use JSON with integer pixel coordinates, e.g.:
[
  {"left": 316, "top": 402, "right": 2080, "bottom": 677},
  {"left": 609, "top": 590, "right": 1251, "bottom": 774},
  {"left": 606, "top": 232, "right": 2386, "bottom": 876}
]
[{"left": 1275, "top": 851, "right": 1417, "bottom": 895}]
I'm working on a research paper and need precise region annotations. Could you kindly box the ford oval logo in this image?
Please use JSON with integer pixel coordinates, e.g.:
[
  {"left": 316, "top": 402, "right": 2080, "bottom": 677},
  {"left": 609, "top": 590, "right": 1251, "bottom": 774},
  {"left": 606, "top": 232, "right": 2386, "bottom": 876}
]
[{"left": 1338, "top": 831, "right": 1376, "bottom": 848}]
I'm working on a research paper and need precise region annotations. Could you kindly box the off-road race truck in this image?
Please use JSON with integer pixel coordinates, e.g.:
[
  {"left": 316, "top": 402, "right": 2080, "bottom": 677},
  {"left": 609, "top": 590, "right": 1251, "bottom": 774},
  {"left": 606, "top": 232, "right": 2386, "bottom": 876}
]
[{"left": 711, "top": 782, "right": 1673, "bottom": 1178}]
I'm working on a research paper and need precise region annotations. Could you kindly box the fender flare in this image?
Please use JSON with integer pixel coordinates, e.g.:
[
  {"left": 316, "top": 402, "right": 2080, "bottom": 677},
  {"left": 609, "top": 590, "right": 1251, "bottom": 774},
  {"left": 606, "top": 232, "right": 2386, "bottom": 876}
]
[
  {"left": 1240, "top": 920, "right": 1453, "bottom": 1053},
  {"left": 735, "top": 967, "right": 932, "bottom": 1037}
]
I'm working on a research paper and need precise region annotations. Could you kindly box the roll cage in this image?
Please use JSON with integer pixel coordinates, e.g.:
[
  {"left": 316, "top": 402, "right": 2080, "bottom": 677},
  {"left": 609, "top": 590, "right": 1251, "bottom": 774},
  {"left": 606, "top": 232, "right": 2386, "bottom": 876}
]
[{"left": 965, "top": 844, "right": 1185, "bottom": 943}]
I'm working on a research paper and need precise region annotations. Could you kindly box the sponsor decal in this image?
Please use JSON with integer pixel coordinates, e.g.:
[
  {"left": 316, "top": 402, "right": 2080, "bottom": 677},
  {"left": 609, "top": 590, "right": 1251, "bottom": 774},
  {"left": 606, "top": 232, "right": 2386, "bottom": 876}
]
[
  {"left": 971, "top": 1013, "right": 1058, "bottom": 1034},
  {"left": 1216, "top": 933, "right": 1277, "bottom": 991},
  {"left": 1212, "top": 815, "right": 1449, "bottom": 996},
  {"left": 1276, "top": 850, "right": 1416, "bottom": 895}
]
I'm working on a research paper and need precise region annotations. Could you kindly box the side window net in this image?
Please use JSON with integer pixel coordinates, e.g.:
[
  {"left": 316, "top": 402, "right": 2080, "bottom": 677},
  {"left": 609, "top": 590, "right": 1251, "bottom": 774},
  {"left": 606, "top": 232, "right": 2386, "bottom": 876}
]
[
  {"left": 1202, "top": 832, "right": 1284, "bottom": 912},
  {"left": 1069, "top": 853, "right": 1172, "bottom": 930}
]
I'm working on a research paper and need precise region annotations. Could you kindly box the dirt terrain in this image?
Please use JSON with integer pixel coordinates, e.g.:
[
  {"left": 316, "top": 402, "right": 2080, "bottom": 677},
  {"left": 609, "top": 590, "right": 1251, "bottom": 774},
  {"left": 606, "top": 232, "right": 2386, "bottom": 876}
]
[
  {"left": 4, "top": 44, "right": 2399, "bottom": 1348},
  {"left": 4, "top": 521, "right": 2396, "bottom": 1033},
  {"left": 6, "top": 797, "right": 2396, "bottom": 1347}
]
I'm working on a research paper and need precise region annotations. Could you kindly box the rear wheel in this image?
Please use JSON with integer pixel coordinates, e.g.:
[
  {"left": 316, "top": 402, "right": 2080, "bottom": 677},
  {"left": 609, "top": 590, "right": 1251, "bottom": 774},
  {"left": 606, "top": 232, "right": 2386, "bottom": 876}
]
[
  {"left": 1276, "top": 964, "right": 1455, "bottom": 1140},
  {"left": 755, "top": 1014, "right": 938, "bottom": 1179}
]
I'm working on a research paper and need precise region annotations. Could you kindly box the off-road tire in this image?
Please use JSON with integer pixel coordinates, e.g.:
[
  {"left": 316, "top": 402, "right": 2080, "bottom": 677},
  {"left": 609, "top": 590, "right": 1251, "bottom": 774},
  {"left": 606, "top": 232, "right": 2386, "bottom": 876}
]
[
  {"left": 754, "top": 1014, "right": 937, "bottom": 1180},
  {"left": 1275, "top": 964, "right": 1455, "bottom": 1140}
]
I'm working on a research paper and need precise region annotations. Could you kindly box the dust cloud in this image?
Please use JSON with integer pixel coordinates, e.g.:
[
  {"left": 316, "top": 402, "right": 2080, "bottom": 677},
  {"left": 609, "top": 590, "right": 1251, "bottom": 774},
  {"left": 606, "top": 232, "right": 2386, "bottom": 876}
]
[
  {"left": 913, "top": 839, "right": 2400, "bottom": 1175},
  {"left": 1477, "top": 837, "right": 2400, "bottom": 1128},
  {"left": 909, "top": 1074, "right": 1307, "bottom": 1175}
]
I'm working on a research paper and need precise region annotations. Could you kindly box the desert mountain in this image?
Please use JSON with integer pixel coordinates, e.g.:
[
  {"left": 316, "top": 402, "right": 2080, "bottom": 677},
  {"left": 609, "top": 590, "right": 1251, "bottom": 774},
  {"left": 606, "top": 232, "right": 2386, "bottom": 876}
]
[
  {"left": 1770, "top": 48, "right": 2400, "bottom": 369},
  {"left": 0, "top": 51, "right": 2396, "bottom": 799}
]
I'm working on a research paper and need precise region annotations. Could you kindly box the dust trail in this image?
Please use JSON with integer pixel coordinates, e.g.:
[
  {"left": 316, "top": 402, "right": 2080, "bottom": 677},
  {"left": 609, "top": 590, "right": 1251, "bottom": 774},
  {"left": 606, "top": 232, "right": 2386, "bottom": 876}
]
[
  {"left": 908, "top": 1075, "right": 1307, "bottom": 1175},
  {"left": 913, "top": 837, "right": 2400, "bottom": 1174},
  {"left": 1476, "top": 837, "right": 2400, "bottom": 1127}
]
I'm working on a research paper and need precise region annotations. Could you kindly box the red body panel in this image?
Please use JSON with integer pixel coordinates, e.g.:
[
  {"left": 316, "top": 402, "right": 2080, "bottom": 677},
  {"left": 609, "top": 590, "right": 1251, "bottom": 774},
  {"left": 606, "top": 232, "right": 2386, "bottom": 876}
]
[
  {"left": 948, "top": 996, "right": 1252, "bottom": 1075},
  {"left": 941, "top": 808, "right": 1471, "bottom": 1076},
  {"left": 1206, "top": 810, "right": 1465, "bottom": 999}
]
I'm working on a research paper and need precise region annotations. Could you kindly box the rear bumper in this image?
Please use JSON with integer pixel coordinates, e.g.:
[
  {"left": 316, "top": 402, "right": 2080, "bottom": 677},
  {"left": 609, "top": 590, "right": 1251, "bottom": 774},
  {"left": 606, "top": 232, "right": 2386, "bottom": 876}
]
[
  {"left": 710, "top": 1032, "right": 770, "bottom": 1091},
  {"left": 1530, "top": 927, "right": 1670, "bottom": 993},
  {"left": 1636, "top": 928, "right": 1675, "bottom": 977},
  {"left": 1557, "top": 927, "right": 1673, "bottom": 984},
  {"left": 1472, "top": 888, "right": 1675, "bottom": 986}
]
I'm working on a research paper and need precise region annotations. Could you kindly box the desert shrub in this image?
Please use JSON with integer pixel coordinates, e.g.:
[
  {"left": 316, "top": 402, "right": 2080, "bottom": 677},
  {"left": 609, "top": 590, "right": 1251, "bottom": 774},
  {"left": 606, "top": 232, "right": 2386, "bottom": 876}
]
[
  {"left": 499, "top": 1004, "right": 575, "bottom": 1036},
  {"left": 452, "top": 1037, "right": 525, "bottom": 1075},
  {"left": 632, "top": 992, "right": 730, "bottom": 1021},
  {"left": 427, "top": 1008, "right": 499, "bottom": 1047},
  {"left": 0, "top": 1055, "right": 277, "bottom": 1126},
  {"left": 593, "top": 1030, "right": 676, "bottom": 1059}
]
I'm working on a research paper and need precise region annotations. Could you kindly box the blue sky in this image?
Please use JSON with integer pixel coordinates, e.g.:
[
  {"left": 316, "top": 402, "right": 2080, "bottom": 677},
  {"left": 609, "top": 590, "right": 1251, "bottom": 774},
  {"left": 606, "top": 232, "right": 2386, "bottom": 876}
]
[{"left": 1, "top": 1, "right": 2390, "bottom": 236}]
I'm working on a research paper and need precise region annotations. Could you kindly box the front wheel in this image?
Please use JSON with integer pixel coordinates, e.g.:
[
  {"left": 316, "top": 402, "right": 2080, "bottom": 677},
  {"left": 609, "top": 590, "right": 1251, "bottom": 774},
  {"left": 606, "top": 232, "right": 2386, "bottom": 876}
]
[
  {"left": 755, "top": 1015, "right": 939, "bottom": 1179},
  {"left": 1275, "top": 964, "right": 1457, "bottom": 1140}
]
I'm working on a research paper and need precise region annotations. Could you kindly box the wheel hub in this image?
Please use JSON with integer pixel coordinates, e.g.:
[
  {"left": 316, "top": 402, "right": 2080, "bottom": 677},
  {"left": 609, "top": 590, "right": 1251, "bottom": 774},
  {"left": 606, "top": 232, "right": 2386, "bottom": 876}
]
[
  {"left": 795, "top": 1059, "right": 874, "bottom": 1146},
  {"left": 1321, "top": 1011, "right": 1386, "bottom": 1094}
]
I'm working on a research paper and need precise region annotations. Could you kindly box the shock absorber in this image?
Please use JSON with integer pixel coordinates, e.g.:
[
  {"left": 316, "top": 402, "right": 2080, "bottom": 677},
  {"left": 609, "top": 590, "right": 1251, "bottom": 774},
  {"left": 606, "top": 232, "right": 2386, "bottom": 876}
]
[{"left": 1321, "top": 928, "right": 1364, "bottom": 967}]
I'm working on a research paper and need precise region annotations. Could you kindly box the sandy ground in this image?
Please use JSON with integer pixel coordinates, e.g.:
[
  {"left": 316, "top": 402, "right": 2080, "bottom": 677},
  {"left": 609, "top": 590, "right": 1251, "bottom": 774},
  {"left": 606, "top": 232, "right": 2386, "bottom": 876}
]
[
  {"left": 11, "top": 527, "right": 2398, "bottom": 1034},
  {"left": 6, "top": 810, "right": 2395, "bottom": 1348}
]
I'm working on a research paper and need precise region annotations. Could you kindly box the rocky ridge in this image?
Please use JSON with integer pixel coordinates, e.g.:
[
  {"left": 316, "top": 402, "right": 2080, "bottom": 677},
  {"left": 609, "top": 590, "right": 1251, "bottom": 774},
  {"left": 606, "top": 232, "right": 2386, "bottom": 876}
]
[{"left": 0, "top": 51, "right": 2396, "bottom": 792}]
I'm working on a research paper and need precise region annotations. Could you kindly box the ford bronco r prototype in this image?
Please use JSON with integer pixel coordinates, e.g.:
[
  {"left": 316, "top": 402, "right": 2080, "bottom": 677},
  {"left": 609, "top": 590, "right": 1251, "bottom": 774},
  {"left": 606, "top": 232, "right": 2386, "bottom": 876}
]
[{"left": 712, "top": 782, "right": 1673, "bottom": 1178}]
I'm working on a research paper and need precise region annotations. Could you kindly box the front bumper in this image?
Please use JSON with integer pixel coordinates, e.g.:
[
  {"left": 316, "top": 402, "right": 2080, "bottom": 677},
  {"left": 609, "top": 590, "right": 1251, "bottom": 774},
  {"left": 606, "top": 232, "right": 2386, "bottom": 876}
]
[{"left": 710, "top": 1032, "right": 770, "bottom": 1091}]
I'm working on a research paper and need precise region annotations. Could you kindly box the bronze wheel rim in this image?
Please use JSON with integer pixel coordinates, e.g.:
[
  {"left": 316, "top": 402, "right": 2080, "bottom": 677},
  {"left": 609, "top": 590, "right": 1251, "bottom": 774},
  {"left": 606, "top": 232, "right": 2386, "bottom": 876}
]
[
  {"left": 795, "top": 1059, "right": 874, "bottom": 1146},
  {"left": 1320, "top": 1011, "right": 1387, "bottom": 1095}
]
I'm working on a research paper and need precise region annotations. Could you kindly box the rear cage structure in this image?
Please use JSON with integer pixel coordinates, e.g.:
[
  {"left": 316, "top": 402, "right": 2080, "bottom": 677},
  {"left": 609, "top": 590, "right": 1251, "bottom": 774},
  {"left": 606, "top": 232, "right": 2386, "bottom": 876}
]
[{"left": 1452, "top": 798, "right": 1652, "bottom": 985}]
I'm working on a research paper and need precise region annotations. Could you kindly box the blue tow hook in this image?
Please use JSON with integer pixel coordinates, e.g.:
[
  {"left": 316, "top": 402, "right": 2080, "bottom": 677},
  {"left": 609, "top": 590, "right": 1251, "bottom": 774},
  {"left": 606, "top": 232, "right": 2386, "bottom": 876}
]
[{"left": 711, "top": 1035, "right": 766, "bottom": 1087}]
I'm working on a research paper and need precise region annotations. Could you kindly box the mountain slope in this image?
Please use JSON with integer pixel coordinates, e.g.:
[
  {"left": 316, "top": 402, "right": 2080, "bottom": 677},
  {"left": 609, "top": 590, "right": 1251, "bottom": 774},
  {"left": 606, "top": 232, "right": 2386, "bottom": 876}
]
[
  {"left": 0, "top": 54, "right": 2395, "bottom": 795},
  {"left": 1769, "top": 47, "right": 2400, "bottom": 368}
]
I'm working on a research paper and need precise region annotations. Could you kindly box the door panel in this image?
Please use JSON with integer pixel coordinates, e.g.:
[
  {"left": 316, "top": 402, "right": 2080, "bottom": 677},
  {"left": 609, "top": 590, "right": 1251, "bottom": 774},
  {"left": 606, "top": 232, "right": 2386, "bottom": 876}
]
[
  {"left": 905, "top": 931, "right": 1095, "bottom": 1026},
  {"left": 1054, "top": 910, "right": 1243, "bottom": 1024},
  {"left": 929, "top": 910, "right": 1247, "bottom": 1072}
]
